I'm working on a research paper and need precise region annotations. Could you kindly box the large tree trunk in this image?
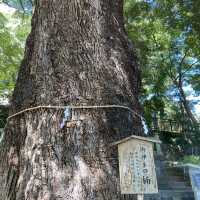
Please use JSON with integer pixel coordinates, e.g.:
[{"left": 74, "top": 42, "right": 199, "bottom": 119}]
[{"left": 0, "top": 0, "right": 142, "bottom": 199}]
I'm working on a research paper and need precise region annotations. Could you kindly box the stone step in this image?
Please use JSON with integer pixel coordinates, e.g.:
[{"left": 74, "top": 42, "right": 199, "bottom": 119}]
[
  {"left": 157, "top": 176, "right": 191, "bottom": 186},
  {"left": 157, "top": 173, "right": 188, "bottom": 179},
  {"left": 158, "top": 180, "right": 192, "bottom": 189},
  {"left": 145, "top": 189, "right": 194, "bottom": 200},
  {"left": 150, "top": 159, "right": 195, "bottom": 200}
]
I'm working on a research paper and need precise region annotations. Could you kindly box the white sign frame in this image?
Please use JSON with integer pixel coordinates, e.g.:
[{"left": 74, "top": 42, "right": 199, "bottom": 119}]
[{"left": 112, "top": 135, "right": 160, "bottom": 195}]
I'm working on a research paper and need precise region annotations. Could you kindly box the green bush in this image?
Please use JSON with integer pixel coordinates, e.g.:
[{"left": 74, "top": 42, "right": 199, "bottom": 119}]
[{"left": 181, "top": 155, "right": 200, "bottom": 166}]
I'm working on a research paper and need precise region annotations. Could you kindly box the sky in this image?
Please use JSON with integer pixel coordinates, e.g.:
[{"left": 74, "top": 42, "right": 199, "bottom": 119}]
[
  {"left": 0, "top": 3, "right": 16, "bottom": 13},
  {"left": 184, "top": 85, "right": 200, "bottom": 117}
]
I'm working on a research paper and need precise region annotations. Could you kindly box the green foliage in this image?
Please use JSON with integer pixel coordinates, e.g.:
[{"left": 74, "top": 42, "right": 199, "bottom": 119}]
[
  {"left": 124, "top": 0, "right": 200, "bottom": 160},
  {"left": 190, "top": 73, "right": 200, "bottom": 95},
  {"left": 124, "top": 0, "right": 200, "bottom": 123},
  {"left": 181, "top": 155, "right": 200, "bottom": 166},
  {"left": 0, "top": 9, "right": 31, "bottom": 98}
]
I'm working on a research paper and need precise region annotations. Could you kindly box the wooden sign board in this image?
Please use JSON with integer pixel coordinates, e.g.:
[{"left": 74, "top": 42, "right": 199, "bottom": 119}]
[{"left": 113, "top": 135, "right": 159, "bottom": 194}]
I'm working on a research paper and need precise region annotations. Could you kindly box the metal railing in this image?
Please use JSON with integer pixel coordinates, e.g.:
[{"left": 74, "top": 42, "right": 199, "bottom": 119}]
[{"left": 150, "top": 118, "right": 200, "bottom": 134}]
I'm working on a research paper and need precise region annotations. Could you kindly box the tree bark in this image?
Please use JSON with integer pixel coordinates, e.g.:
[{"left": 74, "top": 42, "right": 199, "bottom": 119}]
[
  {"left": 175, "top": 65, "right": 198, "bottom": 124},
  {"left": 0, "top": 1, "right": 142, "bottom": 200},
  {"left": 178, "top": 85, "right": 198, "bottom": 124},
  {"left": 173, "top": 76, "right": 198, "bottom": 124}
]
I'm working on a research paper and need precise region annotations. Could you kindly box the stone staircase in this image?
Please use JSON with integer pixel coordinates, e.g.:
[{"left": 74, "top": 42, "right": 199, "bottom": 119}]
[{"left": 145, "top": 156, "right": 195, "bottom": 200}]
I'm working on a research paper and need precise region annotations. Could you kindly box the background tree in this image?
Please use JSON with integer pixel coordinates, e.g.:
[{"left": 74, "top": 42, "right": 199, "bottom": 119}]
[
  {"left": 124, "top": 0, "right": 200, "bottom": 160},
  {"left": 0, "top": 8, "right": 30, "bottom": 140},
  {"left": 0, "top": 0, "right": 142, "bottom": 199},
  {"left": 124, "top": 0, "right": 200, "bottom": 124},
  {"left": 0, "top": 9, "right": 31, "bottom": 98}
]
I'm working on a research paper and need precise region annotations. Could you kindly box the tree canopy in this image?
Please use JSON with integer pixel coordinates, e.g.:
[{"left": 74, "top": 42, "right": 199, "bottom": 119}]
[
  {"left": 124, "top": 0, "right": 200, "bottom": 124},
  {"left": 0, "top": 0, "right": 199, "bottom": 122},
  {"left": 0, "top": 6, "right": 31, "bottom": 100}
]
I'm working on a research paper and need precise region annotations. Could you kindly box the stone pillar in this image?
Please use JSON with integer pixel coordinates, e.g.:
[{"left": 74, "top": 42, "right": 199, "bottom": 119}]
[{"left": 189, "top": 166, "right": 200, "bottom": 200}]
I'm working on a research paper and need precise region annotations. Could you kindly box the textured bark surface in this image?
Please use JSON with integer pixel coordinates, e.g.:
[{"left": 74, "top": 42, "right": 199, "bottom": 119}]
[{"left": 0, "top": 0, "right": 142, "bottom": 199}]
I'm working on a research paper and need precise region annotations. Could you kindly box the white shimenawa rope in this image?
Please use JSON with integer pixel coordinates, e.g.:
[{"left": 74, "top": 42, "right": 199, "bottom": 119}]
[
  {"left": 6, "top": 105, "right": 149, "bottom": 135},
  {"left": 7, "top": 105, "right": 142, "bottom": 120}
]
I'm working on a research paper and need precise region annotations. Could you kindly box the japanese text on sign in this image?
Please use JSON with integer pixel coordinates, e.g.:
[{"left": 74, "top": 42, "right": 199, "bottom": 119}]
[{"left": 118, "top": 138, "right": 158, "bottom": 194}]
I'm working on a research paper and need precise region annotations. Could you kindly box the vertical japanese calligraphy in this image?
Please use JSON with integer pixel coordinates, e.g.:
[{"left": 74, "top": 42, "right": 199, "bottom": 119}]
[{"left": 118, "top": 138, "right": 158, "bottom": 194}]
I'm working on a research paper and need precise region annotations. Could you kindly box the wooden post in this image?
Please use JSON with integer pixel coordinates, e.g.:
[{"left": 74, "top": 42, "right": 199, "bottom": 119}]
[{"left": 137, "top": 194, "right": 144, "bottom": 200}]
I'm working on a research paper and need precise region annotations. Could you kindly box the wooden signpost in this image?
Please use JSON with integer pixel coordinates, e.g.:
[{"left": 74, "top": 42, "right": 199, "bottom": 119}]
[{"left": 112, "top": 135, "right": 161, "bottom": 200}]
